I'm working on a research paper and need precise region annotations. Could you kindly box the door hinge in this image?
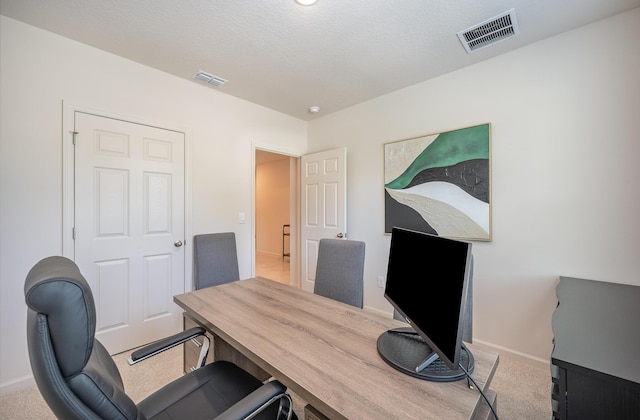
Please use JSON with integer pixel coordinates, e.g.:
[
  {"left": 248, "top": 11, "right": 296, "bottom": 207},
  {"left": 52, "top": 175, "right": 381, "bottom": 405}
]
[
  {"left": 72, "top": 227, "right": 76, "bottom": 240},
  {"left": 71, "top": 131, "right": 78, "bottom": 145}
]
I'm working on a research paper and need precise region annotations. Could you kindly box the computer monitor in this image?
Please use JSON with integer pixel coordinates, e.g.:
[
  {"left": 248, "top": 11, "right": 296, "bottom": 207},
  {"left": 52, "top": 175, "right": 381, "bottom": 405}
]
[{"left": 377, "top": 227, "right": 475, "bottom": 382}]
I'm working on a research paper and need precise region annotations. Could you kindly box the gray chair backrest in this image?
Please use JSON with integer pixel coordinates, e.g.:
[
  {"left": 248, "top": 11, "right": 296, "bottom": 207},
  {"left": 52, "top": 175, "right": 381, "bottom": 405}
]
[
  {"left": 313, "top": 238, "right": 365, "bottom": 308},
  {"left": 193, "top": 233, "right": 240, "bottom": 290},
  {"left": 24, "top": 256, "right": 138, "bottom": 420}
]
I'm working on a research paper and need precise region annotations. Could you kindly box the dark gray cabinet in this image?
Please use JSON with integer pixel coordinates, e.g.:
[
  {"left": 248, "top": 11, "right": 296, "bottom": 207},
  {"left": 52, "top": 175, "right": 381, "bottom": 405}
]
[{"left": 551, "top": 277, "right": 640, "bottom": 419}]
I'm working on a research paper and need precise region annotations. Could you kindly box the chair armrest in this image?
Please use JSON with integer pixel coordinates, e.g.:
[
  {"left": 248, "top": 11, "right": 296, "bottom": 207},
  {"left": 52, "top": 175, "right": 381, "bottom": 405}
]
[
  {"left": 215, "top": 380, "right": 293, "bottom": 420},
  {"left": 128, "top": 327, "right": 207, "bottom": 365}
]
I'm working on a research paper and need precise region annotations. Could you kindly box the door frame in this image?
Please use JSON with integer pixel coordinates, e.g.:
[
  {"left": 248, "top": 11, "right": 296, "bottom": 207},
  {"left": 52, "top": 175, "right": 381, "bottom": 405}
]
[
  {"left": 62, "top": 101, "right": 194, "bottom": 293},
  {"left": 252, "top": 142, "right": 301, "bottom": 288}
]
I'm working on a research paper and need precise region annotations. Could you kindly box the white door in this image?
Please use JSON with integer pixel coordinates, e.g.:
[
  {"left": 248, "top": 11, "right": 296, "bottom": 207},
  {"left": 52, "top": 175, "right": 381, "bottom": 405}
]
[
  {"left": 300, "top": 147, "right": 347, "bottom": 293},
  {"left": 74, "top": 112, "right": 185, "bottom": 354}
]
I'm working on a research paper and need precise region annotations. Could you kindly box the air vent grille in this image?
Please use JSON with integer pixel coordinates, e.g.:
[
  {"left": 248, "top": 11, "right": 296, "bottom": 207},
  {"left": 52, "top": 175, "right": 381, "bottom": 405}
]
[
  {"left": 193, "top": 70, "right": 227, "bottom": 87},
  {"left": 457, "top": 9, "right": 520, "bottom": 54}
]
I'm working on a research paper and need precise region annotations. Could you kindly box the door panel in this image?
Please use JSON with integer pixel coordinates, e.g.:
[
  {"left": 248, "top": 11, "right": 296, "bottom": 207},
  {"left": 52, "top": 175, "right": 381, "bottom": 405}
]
[
  {"left": 74, "top": 112, "right": 185, "bottom": 354},
  {"left": 95, "top": 259, "right": 128, "bottom": 331},
  {"left": 300, "top": 147, "right": 347, "bottom": 293}
]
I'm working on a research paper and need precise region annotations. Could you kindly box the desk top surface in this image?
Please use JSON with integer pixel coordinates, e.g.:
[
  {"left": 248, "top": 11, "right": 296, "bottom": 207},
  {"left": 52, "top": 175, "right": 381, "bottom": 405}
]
[{"left": 174, "top": 277, "right": 499, "bottom": 420}]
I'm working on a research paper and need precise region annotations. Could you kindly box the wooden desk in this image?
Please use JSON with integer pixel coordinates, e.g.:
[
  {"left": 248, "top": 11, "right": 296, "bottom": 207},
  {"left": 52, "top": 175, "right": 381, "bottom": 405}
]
[{"left": 174, "top": 277, "right": 499, "bottom": 420}]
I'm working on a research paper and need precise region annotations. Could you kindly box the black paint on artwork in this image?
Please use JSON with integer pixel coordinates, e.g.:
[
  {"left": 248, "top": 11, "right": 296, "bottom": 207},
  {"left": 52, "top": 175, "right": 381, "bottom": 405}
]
[
  {"left": 402, "top": 159, "right": 489, "bottom": 203},
  {"left": 384, "top": 190, "right": 437, "bottom": 235}
]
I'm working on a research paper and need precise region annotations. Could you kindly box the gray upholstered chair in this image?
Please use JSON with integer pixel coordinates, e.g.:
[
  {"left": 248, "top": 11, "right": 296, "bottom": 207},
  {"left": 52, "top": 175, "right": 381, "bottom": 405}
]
[
  {"left": 24, "top": 256, "right": 295, "bottom": 420},
  {"left": 193, "top": 232, "right": 240, "bottom": 289},
  {"left": 313, "top": 238, "right": 365, "bottom": 308},
  {"left": 187, "top": 233, "right": 241, "bottom": 370}
]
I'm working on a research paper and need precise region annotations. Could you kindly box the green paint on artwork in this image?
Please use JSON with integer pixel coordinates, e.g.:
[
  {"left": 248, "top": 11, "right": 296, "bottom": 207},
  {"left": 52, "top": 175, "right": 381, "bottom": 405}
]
[{"left": 385, "top": 124, "right": 489, "bottom": 190}]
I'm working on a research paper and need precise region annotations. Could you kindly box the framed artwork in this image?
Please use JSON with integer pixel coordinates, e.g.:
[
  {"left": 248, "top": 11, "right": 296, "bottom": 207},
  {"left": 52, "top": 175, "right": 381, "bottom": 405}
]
[{"left": 384, "top": 123, "right": 491, "bottom": 241}]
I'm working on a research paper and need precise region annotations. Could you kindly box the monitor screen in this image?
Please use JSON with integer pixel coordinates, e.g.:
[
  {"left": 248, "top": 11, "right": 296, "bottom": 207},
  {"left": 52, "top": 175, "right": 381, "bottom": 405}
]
[{"left": 384, "top": 227, "right": 472, "bottom": 371}]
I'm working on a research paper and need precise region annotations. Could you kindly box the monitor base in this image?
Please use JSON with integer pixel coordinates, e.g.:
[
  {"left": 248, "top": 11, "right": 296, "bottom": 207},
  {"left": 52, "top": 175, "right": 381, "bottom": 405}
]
[{"left": 377, "top": 327, "right": 474, "bottom": 382}]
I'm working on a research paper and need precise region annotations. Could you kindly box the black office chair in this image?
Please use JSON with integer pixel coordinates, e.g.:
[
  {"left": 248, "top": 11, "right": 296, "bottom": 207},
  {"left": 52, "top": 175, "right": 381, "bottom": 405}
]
[
  {"left": 194, "top": 232, "right": 241, "bottom": 289},
  {"left": 313, "top": 238, "right": 365, "bottom": 308},
  {"left": 24, "top": 256, "right": 295, "bottom": 420}
]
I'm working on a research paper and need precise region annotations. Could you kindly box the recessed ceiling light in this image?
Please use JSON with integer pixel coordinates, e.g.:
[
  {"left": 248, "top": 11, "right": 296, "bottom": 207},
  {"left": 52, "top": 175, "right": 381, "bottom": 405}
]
[
  {"left": 308, "top": 106, "right": 320, "bottom": 113},
  {"left": 295, "top": 0, "right": 319, "bottom": 6}
]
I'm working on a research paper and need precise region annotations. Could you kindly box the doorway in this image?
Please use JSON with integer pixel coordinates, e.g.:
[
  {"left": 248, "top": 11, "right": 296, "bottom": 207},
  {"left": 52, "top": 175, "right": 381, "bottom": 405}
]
[{"left": 255, "top": 150, "right": 297, "bottom": 286}]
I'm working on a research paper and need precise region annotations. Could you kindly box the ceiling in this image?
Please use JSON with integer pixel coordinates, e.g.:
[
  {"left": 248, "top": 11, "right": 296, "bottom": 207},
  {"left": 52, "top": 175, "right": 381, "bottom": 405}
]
[{"left": 2, "top": 0, "right": 638, "bottom": 121}]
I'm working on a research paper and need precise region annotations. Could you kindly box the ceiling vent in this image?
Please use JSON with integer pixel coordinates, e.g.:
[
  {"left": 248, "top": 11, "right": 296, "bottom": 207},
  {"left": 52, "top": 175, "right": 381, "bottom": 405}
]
[
  {"left": 193, "top": 70, "right": 227, "bottom": 87},
  {"left": 457, "top": 8, "right": 520, "bottom": 54}
]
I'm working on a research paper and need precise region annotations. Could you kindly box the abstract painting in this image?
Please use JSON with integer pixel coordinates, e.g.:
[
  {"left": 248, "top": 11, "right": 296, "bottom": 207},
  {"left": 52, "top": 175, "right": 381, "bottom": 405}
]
[{"left": 384, "top": 123, "right": 491, "bottom": 241}]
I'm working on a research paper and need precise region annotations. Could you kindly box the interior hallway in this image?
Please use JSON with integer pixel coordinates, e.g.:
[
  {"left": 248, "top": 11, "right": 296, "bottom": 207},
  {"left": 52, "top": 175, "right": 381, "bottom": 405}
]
[{"left": 255, "top": 252, "right": 290, "bottom": 285}]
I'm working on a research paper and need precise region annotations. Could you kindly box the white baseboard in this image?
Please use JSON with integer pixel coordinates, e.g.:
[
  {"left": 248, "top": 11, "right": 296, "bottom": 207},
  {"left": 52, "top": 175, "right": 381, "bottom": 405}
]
[
  {"left": 0, "top": 375, "right": 36, "bottom": 396},
  {"left": 256, "top": 250, "right": 282, "bottom": 258},
  {"left": 471, "top": 339, "right": 550, "bottom": 370}
]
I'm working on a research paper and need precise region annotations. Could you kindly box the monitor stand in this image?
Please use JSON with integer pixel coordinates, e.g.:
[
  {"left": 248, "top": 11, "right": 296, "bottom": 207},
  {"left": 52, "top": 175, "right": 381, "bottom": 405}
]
[{"left": 376, "top": 327, "right": 474, "bottom": 382}]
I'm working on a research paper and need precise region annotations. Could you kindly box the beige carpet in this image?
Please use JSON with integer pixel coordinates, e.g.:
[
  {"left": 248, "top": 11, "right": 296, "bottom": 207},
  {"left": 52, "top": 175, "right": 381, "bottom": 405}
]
[{"left": 0, "top": 345, "right": 550, "bottom": 419}]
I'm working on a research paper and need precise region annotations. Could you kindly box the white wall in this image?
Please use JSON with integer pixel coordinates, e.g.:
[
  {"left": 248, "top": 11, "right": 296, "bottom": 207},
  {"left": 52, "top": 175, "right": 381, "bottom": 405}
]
[
  {"left": 0, "top": 16, "right": 307, "bottom": 390},
  {"left": 307, "top": 9, "right": 640, "bottom": 364}
]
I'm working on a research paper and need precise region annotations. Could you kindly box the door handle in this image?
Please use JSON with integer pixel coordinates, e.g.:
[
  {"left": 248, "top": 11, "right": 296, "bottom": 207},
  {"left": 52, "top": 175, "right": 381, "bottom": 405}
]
[
  {"left": 336, "top": 233, "right": 345, "bottom": 239},
  {"left": 174, "top": 240, "right": 183, "bottom": 247}
]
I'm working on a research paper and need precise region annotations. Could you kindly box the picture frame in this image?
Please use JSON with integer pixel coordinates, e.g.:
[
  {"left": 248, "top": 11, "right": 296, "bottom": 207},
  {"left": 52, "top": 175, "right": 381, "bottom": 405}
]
[{"left": 384, "top": 123, "right": 492, "bottom": 241}]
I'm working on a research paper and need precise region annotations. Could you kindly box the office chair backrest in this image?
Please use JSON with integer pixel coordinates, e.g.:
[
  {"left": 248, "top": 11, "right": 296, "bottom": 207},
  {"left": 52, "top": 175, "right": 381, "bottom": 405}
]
[
  {"left": 313, "top": 238, "right": 365, "bottom": 308},
  {"left": 24, "top": 256, "right": 138, "bottom": 419},
  {"left": 193, "top": 232, "right": 240, "bottom": 290}
]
